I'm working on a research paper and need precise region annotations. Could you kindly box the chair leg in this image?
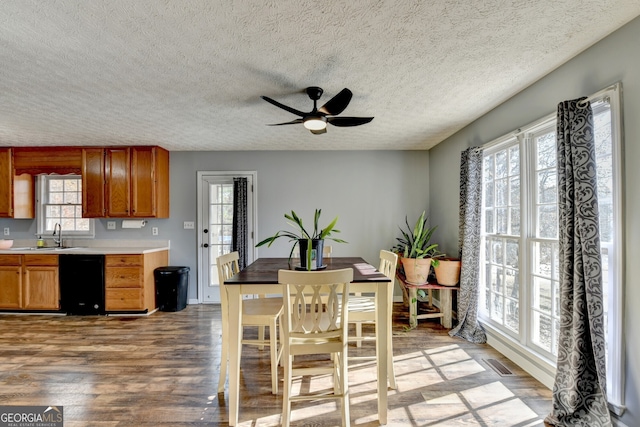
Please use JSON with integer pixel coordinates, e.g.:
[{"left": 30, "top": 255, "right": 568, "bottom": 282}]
[
  {"left": 269, "top": 318, "right": 279, "bottom": 394},
  {"left": 217, "top": 318, "right": 229, "bottom": 393},
  {"left": 258, "top": 325, "right": 265, "bottom": 350},
  {"left": 387, "top": 327, "right": 397, "bottom": 389},
  {"left": 282, "top": 350, "right": 292, "bottom": 427},
  {"left": 340, "top": 350, "right": 350, "bottom": 426},
  {"left": 355, "top": 323, "right": 363, "bottom": 348}
]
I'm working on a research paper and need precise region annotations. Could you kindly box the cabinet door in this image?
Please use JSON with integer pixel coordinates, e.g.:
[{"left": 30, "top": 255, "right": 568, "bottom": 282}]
[
  {"left": 0, "top": 148, "right": 13, "bottom": 218},
  {"left": 131, "top": 147, "right": 156, "bottom": 217},
  {"left": 23, "top": 266, "right": 60, "bottom": 309},
  {"left": 82, "top": 148, "right": 105, "bottom": 218},
  {"left": 105, "top": 147, "right": 131, "bottom": 217},
  {"left": 0, "top": 266, "right": 23, "bottom": 308},
  {"left": 105, "top": 288, "right": 144, "bottom": 310}
]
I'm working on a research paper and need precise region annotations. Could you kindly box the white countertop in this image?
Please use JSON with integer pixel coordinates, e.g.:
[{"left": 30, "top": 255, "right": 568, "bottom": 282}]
[{"left": 0, "top": 239, "right": 170, "bottom": 255}]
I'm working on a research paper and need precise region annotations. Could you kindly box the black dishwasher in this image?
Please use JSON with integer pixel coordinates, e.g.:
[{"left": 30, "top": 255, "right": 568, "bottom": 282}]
[{"left": 59, "top": 254, "right": 106, "bottom": 315}]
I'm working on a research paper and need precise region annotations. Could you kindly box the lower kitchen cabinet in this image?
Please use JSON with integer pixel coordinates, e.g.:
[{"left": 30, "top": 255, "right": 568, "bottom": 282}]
[
  {"left": 105, "top": 250, "right": 168, "bottom": 312},
  {"left": 0, "top": 254, "right": 59, "bottom": 310}
]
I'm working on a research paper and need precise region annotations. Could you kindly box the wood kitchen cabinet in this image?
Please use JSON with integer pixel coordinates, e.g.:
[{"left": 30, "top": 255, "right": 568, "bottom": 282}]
[
  {"left": 101, "top": 146, "right": 169, "bottom": 218},
  {"left": 0, "top": 148, "right": 34, "bottom": 219},
  {"left": 23, "top": 254, "right": 60, "bottom": 310},
  {"left": 105, "top": 147, "right": 131, "bottom": 217},
  {"left": 2, "top": 145, "right": 169, "bottom": 219},
  {"left": 82, "top": 148, "right": 106, "bottom": 218},
  {"left": 0, "top": 254, "right": 59, "bottom": 310},
  {"left": 105, "top": 250, "right": 168, "bottom": 312},
  {"left": 0, "top": 255, "right": 23, "bottom": 309},
  {"left": 131, "top": 146, "right": 169, "bottom": 218}
]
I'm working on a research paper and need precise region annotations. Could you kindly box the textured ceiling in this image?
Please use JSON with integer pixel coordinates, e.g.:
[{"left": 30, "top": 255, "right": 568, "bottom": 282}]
[{"left": 1, "top": 1, "right": 639, "bottom": 151}]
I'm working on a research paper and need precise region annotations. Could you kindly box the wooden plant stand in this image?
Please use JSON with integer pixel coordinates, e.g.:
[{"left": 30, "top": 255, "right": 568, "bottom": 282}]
[{"left": 396, "top": 271, "right": 460, "bottom": 329}]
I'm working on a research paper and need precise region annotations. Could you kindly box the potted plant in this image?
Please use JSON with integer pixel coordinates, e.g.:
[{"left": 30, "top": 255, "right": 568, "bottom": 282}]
[
  {"left": 392, "top": 211, "right": 439, "bottom": 284},
  {"left": 433, "top": 256, "right": 461, "bottom": 286},
  {"left": 256, "top": 209, "right": 347, "bottom": 270}
]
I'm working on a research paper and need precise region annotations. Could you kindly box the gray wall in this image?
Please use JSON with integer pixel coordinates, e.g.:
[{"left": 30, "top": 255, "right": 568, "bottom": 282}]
[
  {"left": 0, "top": 150, "right": 430, "bottom": 300},
  {"left": 169, "top": 150, "right": 429, "bottom": 299},
  {"left": 428, "top": 16, "right": 640, "bottom": 426}
]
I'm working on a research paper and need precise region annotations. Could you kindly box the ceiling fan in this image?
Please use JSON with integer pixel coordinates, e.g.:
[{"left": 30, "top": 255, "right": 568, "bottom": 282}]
[{"left": 261, "top": 87, "right": 374, "bottom": 134}]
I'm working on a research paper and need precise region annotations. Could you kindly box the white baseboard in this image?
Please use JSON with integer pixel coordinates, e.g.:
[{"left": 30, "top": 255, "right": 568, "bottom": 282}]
[{"left": 483, "top": 324, "right": 556, "bottom": 389}]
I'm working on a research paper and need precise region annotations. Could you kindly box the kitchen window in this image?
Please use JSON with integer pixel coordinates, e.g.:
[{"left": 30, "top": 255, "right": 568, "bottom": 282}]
[
  {"left": 480, "top": 83, "right": 624, "bottom": 412},
  {"left": 37, "top": 175, "right": 95, "bottom": 238}
]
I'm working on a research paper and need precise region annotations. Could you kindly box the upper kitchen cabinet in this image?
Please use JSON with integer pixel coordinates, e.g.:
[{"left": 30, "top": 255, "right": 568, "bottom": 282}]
[
  {"left": 105, "top": 147, "right": 131, "bottom": 217},
  {"left": 103, "top": 146, "right": 169, "bottom": 218},
  {"left": 82, "top": 148, "right": 106, "bottom": 218},
  {"left": 131, "top": 146, "right": 169, "bottom": 218},
  {"left": 0, "top": 148, "right": 34, "bottom": 219}
]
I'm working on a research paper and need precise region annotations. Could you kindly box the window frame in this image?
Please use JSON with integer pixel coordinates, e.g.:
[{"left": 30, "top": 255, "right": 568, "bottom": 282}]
[
  {"left": 36, "top": 175, "right": 95, "bottom": 239},
  {"left": 479, "top": 83, "right": 625, "bottom": 413}
]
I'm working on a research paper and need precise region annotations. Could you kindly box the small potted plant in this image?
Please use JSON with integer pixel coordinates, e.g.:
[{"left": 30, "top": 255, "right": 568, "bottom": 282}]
[
  {"left": 433, "top": 256, "right": 461, "bottom": 286},
  {"left": 256, "top": 209, "right": 347, "bottom": 270},
  {"left": 392, "top": 211, "right": 439, "bottom": 284}
]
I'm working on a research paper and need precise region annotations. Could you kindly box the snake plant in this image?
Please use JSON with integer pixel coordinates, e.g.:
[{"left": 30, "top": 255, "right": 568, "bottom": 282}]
[
  {"left": 392, "top": 211, "right": 439, "bottom": 260},
  {"left": 256, "top": 209, "right": 347, "bottom": 267}
]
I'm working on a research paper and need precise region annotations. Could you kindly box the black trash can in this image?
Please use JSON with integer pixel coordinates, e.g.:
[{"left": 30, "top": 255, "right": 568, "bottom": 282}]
[{"left": 155, "top": 266, "right": 190, "bottom": 312}]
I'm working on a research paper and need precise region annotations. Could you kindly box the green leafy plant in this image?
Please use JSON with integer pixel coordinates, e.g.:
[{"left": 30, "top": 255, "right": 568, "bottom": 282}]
[
  {"left": 392, "top": 211, "right": 439, "bottom": 260},
  {"left": 256, "top": 209, "right": 347, "bottom": 265}
]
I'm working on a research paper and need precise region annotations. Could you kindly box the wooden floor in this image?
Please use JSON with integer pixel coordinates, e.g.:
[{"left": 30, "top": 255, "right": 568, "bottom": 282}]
[{"left": 0, "top": 304, "right": 552, "bottom": 426}]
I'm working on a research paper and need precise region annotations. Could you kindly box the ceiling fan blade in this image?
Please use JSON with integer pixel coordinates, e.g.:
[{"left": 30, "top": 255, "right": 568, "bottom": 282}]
[
  {"left": 327, "top": 116, "right": 374, "bottom": 127},
  {"left": 267, "top": 119, "right": 303, "bottom": 126},
  {"left": 261, "top": 96, "right": 307, "bottom": 117},
  {"left": 318, "top": 88, "right": 352, "bottom": 115},
  {"left": 310, "top": 127, "right": 327, "bottom": 135}
]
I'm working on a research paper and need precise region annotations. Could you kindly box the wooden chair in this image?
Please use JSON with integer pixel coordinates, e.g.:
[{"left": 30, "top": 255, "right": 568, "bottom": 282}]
[
  {"left": 216, "top": 252, "right": 283, "bottom": 394},
  {"left": 278, "top": 268, "right": 353, "bottom": 427},
  {"left": 347, "top": 249, "right": 398, "bottom": 389}
]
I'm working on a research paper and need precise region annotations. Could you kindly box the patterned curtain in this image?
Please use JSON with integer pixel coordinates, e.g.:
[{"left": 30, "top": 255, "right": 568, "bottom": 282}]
[
  {"left": 449, "top": 147, "right": 487, "bottom": 344},
  {"left": 232, "top": 177, "right": 248, "bottom": 270},
  {"left": 545, "top": 99, "right": 611, "bottom": 426}
]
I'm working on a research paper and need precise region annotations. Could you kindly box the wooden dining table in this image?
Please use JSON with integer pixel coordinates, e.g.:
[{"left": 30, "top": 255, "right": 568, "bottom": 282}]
[{"left": 223, "top": 257, "right": 392, "bottom": 426}]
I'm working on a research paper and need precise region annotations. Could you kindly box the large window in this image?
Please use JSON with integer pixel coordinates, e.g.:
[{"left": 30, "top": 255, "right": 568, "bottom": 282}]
[
  {"left": 480, "top": 84, "right": 624, "bottom": 411},
  {"left": 37, "top": 175, "right": 94, "bottom": 238}
]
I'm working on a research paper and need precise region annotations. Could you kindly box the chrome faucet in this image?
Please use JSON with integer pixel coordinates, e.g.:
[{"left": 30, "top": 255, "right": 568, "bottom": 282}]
[{"left": 53, "top": 223, "right": 62, "bottom": 248}]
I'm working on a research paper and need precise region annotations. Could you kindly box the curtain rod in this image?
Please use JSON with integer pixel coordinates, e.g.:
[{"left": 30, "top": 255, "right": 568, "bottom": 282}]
[{"left": 577, "top": 82, "right": 620, "bottom": 107}]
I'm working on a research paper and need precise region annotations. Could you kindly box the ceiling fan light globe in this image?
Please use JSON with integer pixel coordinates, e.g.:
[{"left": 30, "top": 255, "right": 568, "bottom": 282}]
[{"left": 303, "top": 117, "right": 327, "bottom": 131}]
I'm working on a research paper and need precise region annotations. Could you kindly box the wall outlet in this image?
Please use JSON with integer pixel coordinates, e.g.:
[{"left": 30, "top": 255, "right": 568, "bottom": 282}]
[
  {"left": 184, "top": 221, "right": 195, "bottom": 229},
  {"left": 3, "top": 228, "right": 9, "bottom": 236},
  {"left": 107, "top": 221, "right": 116, "bottom": 230},
  {"left": 152, "top": 227, "right": 159, "bottom": 236}
]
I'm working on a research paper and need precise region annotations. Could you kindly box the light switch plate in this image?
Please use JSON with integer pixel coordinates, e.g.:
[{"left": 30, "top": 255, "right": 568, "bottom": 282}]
[
  {"left": 107, "top": 221, "right": 116, "bottom": 230},
  {"left": 184, "top": 221, "right": 195, "bottom": 229}
]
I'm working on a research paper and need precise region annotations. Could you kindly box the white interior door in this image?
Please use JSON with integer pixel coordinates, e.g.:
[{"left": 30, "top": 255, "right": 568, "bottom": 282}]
[{"left": 197, "top": 172, "right": 256, "bottom": 303}]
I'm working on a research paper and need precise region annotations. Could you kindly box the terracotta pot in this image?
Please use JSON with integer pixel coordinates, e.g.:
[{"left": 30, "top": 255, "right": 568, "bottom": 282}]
[
  {"left": 401, "top": 257, "right": 432, "bottom": 284},
  {"left": 434, "top": 257, "right": 461, "bottom": 286}
]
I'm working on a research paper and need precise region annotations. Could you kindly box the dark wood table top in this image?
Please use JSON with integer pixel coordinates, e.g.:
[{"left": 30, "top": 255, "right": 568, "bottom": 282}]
[{"left": 225, "top": 257, "right": 391, "bottom": 285}]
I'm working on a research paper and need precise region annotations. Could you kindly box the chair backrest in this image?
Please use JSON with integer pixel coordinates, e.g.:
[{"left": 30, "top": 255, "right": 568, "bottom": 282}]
[
  {"left": 217, "top": 251, "right": 240, "bottom": 293},
  {"left": 279, "top": 269, "right": 353, "bottom": 339},
  {"left": 379, "top": 250, "right": 398, "bottom": 281}
]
